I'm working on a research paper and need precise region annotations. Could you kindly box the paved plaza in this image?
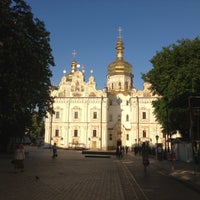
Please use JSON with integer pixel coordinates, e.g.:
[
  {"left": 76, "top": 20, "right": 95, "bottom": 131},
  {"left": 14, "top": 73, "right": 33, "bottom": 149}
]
[
  {"left": 0, "top": 147, "right": 146, "bottom": 200},
  {"left": 0, "top": 146, "right": 199, "bottom": 200}
]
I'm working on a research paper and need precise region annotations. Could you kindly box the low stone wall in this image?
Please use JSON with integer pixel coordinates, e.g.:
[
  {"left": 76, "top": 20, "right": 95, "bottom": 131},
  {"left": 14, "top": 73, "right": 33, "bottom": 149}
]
[{"left": 82, "top": 150, "right": 116, "bottom": 155}]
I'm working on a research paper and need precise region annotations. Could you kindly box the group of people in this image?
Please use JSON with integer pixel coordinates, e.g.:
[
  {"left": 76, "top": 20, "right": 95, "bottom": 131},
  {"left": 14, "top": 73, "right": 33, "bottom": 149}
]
[
  {"left": 116, "top": 145, "right": 129, "bottom": 158},
  {"left": 12, "top": 142, "right": 150, "bottom": 173},
  {"left": 12, "top": 142, "right": 58, "bottom": 173},
  {"left": 116, "top": 143, "right": 149, "bottom": 173}
]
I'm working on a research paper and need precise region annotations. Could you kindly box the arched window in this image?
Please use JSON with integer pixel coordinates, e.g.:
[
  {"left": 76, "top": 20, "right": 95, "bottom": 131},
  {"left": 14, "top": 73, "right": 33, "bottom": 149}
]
[{"left": 126, "top": 114, "right": 129, "bottom": 121}]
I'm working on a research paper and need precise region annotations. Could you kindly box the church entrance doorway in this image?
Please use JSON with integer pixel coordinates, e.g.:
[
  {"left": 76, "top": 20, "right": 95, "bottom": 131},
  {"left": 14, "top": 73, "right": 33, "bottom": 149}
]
[{"left": 92, "top": 141, "right": 97, "bottom": 149}]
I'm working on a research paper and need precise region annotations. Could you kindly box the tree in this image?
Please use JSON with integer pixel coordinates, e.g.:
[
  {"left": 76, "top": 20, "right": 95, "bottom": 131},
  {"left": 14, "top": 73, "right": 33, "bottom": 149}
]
[
  {"left": 142, "top": 37, "right": 200, "bottom": 138},
  {"left": 28, "top": 112, "right": 45, "bottom": 143},
  {"left": 0, "top": 0, "right": 55, "bottom": 151}
]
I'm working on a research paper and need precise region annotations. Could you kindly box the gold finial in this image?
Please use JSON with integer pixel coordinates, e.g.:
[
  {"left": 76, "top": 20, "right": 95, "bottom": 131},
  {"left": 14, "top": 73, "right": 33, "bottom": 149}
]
[
  {"left": 72, "top": 49, "right": 77, "bottom": 59},
  {"left": 118, "top": 26, "right": 122, "bottom": 40},
  {"left": 116, "top": 27, "right": 124, "bottom": 60},
  {"left": 71, "top": 50, "right": 77, "bottom": 72}
]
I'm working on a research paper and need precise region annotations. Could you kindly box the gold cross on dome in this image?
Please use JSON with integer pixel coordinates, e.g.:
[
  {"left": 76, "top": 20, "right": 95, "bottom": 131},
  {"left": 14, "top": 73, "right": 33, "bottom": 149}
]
[
  {"left": 72, "top": 49, "right": 77, "bottom": 59},
  {"left": 118, "top": 26, "right": 122, "bottom": 40}
]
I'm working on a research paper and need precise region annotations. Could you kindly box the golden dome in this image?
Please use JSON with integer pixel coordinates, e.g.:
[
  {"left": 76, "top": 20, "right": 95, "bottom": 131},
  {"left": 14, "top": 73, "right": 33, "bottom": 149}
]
[
  {"left": 108, "top": 59, "right": 132, "bottom": 75},
  {"left": 65, "top": 59, "right": 77, "bottom": 81},
  {"left": 108, "top": 36, "right": 132, "bottom": 76},
  {"left": 66, "top": 72, "right": 73, "bottom": 81}
]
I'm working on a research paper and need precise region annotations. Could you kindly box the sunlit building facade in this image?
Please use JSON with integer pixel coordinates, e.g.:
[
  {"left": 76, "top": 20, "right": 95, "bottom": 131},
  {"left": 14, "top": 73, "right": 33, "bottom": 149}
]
[{"left": 44, "top": 30, "right": 163, "bottom": 150}]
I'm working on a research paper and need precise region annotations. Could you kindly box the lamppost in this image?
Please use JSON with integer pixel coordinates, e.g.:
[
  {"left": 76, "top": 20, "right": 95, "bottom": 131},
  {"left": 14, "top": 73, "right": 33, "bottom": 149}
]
[
  {"left": 100, "top": 96, "right": 103, "bottom": 150},
  {"left": 50, "top": 110, "right": 53, "bottom": 148},
  {"left": 136, "top": 96, "right": 140, "bottom": 147},
  {"left": 49, "top": 101, "right": 54, "bottom": 148},
  {"left": 156, "top": 135, "right": 159, "bottom": 160}
]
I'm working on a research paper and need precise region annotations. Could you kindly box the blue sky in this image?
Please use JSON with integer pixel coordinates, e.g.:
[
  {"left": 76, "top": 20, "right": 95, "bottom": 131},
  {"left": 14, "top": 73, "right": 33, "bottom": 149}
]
[{"left": 25, "top": 0, "right": 200, "bottom": 90}]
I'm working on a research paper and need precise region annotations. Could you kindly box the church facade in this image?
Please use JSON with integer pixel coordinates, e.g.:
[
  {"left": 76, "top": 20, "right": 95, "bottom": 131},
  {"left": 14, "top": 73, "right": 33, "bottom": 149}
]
[{"left": 44, "top": 31, "right": 163, "bottom": 150}]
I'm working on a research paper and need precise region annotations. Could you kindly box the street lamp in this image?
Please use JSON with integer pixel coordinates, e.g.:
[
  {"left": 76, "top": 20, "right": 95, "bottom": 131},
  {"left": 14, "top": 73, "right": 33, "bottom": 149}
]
[
  {"left": 49, "top": 110, "right": 53, "bottom": 148},
  {"left": 156, "top": 135, "right": 159, "bottom": 160},
  {"left": 100, "top": 96, "right": 103, "bottom": 150},
  {"left": 49, "top": 101, "right": 54, "bottom": 148},
  {"left": 136, "top": 96, "right": 140, "bottom": 147}
]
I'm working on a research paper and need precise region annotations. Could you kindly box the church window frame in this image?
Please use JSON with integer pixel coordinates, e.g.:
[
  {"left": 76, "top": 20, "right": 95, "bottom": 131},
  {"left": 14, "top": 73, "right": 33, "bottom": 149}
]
[
  {"left": 55, "top": 129, "right": 59, "bottom": 137},
  {"left": 143, "top": 130, "right": 146, "bottom": 138},
  {"left": 109, "top": 134, "right": 112, "bottom": 140},
  {"left": 125, "top": 81, "right": 128, "bottom": 90},
  {"left": 93, "top": 112, "right": 97, "bottom": 119},
  {"left": 126, "top": 114, "right": 129, "bottom": 121},
  {"left": 126, "top": 134, "right": 129, "bottom": 141},
  {"left": 74, "top": 129, "right": 78, "bottom": 137},
  {"left": 118, "top": 82, "right": 121, "bottom": 89},
  {"left": 74, "top": 111, "right": 78, "bottom": 119},
  {"left": 142, "top": 112, "right": 146, "bottom": 119},
  {"left": 93, "top": 130, "right": 97, "bottom": 137},
  {"left": 55, "top": 111, "right": 60, "bottom": 119}
]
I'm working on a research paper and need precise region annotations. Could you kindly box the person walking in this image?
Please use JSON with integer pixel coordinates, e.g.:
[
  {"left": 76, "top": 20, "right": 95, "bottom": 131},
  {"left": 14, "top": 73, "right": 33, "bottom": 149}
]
[
  {"left": 141, "top": 142, "right": 149, "bottom": 174},
  {"left": 125, "top": 146, "right": 129, "bottom": 155},
  {"left": 52, "top": 143, "right": 58, "bottom": 158},
  {"left": 116, "top": 145, "right": 121, "bottom": 159},
  {"left": 14, "top": 144, "right": 25, "bottom": 173}
]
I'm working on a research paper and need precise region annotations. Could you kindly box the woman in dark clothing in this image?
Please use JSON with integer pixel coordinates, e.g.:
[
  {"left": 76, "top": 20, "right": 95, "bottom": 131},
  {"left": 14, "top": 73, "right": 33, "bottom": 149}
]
[{"left": 142, "top": 142, "right": 149, "bottom": 173}]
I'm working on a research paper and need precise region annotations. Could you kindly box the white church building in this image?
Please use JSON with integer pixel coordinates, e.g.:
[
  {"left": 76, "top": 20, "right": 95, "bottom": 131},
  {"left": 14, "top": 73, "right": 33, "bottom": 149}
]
[{"left": 44, "top": 30, "right": 164, "bottom": 150}]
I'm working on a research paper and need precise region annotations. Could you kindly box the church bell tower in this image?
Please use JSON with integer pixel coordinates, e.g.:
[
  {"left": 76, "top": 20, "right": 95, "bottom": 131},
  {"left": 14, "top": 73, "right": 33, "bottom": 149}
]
[{"left": 107, "top": 27, "right": 134, "bottom": 94}]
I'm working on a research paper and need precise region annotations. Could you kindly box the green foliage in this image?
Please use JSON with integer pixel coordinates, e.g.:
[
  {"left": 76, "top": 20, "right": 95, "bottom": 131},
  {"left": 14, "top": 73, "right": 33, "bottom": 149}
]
[
  {"left": 143, "top": 37, "right": 200, "bottom": 137},
  {"left": 0, "top": 0, "right": 55, "bottom": 150},
  {"left": 28, "top": 112, "right": 45, "bottom": 141}
]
